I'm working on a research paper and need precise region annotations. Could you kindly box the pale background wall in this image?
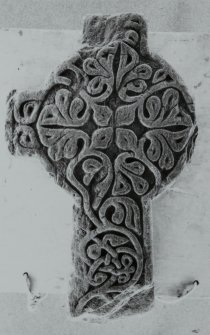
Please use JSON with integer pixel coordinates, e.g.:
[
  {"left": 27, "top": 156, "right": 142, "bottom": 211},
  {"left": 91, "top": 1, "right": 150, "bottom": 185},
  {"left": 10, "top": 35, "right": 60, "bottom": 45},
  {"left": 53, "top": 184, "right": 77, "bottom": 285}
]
[
  {"left": 1, "top": 0, "right": 210, "bottom": 32},
  {"left": 0, "top": 1, "right": 210, "bottom": 335}
]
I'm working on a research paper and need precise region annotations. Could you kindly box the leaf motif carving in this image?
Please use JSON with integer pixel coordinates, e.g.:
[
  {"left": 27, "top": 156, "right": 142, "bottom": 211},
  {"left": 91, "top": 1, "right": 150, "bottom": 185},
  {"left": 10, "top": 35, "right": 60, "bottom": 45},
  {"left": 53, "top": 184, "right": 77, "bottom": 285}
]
[
  {"left": 152, "top": 68, "right": 168, "bottom": 84},
  {"left": 115, "top": 104, "right": 136, "bottom": 126},
  {"left": 92, "top": 104, "right": 112, "bottom": 126},
  {"left": 116, "top": 128, "right": 137, "bottom": 151},
  {"left": 91, "top": 127, "right": 113, "bottom": 149}
]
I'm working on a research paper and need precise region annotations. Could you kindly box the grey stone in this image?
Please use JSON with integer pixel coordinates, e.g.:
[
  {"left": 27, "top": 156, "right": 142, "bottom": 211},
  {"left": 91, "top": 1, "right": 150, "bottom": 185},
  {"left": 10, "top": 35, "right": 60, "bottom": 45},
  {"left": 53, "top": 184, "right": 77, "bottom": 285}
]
[{"left": 5, "top": 14, "right": 198, "bottom": 320}]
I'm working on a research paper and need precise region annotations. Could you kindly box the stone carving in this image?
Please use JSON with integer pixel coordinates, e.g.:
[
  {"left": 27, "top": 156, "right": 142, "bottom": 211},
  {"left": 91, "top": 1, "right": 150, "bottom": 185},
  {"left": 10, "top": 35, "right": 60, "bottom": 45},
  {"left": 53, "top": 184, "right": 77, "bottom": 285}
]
[{"left": 5, "top": 14, "right": 198, "bottom": 320}]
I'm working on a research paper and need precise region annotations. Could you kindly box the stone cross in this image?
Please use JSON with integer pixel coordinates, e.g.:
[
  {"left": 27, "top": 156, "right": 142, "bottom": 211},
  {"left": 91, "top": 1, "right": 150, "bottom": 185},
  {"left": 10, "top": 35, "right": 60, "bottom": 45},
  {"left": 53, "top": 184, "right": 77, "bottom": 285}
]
[{"left": 6, "top": 14, "right": 198, "bottom": 320}]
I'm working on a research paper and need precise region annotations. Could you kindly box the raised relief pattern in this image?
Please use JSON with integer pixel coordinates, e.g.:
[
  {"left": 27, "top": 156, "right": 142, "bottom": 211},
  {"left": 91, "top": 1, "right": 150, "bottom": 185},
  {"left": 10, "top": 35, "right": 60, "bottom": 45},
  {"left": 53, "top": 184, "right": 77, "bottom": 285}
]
[{"left": 6, "top": 14, "right": 197, "bottom": 319}]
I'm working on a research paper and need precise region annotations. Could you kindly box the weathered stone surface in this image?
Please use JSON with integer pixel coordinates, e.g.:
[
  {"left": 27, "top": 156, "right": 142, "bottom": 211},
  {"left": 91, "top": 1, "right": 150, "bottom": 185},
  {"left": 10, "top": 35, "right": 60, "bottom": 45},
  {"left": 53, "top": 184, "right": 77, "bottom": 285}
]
[{"left": 5, "top": 14, "right": 198, "bottom": 320}]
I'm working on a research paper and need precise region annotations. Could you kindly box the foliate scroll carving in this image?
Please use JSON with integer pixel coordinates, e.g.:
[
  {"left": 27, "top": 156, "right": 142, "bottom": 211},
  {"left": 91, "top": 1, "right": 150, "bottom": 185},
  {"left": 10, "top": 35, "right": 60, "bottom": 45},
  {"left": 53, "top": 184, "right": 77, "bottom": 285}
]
[{"left": 6, "top": 14, "right": 198, "bottom": 320}]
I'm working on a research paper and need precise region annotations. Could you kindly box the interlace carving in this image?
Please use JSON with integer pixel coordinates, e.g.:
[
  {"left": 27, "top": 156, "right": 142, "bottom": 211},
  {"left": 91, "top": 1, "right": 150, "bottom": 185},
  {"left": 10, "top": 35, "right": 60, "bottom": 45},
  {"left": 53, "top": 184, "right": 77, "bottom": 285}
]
[{"left": 6, "top": 14, "right": 198, "bottom": 319}]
